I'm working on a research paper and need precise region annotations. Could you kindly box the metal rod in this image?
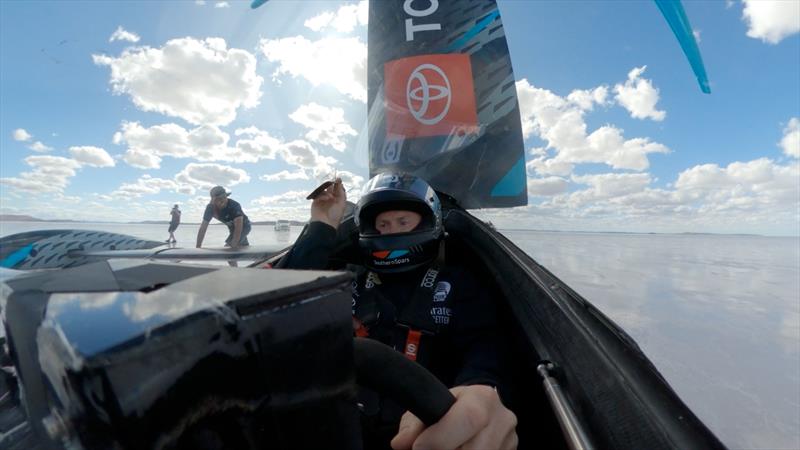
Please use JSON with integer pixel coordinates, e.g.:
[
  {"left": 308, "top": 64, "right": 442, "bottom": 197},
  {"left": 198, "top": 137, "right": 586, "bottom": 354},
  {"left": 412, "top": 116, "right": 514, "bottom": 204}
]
[{"left": 537, "top": 363, "right": 594, "bottom": 450}]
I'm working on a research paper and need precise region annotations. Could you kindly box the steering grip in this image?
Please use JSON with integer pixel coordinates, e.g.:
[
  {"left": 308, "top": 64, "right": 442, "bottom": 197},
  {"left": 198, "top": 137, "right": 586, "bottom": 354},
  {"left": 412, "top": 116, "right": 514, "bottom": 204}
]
[{"left": 353, "top": 337, "right": 456, "bottom": 426}]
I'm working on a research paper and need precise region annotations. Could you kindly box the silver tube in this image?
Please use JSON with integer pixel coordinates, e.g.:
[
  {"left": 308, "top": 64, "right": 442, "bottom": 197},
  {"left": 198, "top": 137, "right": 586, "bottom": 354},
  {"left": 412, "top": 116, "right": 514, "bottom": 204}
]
[{"left": 537, "top": 363, "right": 594, "bottom": 450}]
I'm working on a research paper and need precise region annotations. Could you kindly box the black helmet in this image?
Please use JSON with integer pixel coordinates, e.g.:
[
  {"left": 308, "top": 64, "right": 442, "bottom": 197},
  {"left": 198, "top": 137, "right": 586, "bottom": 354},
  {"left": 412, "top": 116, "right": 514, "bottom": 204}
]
[{"left": 355, "top": 172, "right": 443, "bottom": 273}]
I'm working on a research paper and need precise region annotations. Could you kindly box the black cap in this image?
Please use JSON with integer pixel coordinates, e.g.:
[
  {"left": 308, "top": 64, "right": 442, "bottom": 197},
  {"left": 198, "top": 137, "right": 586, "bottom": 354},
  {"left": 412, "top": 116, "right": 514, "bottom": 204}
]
[{"left": 209, "top": 186, "right": 230, "bottom": 198}]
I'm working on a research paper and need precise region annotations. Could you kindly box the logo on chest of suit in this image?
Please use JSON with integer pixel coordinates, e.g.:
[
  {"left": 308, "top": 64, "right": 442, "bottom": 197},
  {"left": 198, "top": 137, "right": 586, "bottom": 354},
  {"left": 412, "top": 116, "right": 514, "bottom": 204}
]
[
  {"left": 433, "top": 281, "right": 451, "bottom": 302},
  {"left": 364, "top": 272, "right": 381, "bottom": 290},
  {"left": 420, "top": 268, "right": 439, "bottom": 288},
  {"left": 430, "top": 306, "right": 451, "bottom": 325},
  {"left": 372, "top": 250, "right": 411, "bottom": 266}
]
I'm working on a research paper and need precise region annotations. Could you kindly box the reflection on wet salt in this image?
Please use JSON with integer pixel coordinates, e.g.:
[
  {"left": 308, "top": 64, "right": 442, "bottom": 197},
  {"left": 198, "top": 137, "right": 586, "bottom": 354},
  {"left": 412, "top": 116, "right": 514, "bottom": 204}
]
[{"left": 503, "top": 230, "right": 800, "bottom": 450}]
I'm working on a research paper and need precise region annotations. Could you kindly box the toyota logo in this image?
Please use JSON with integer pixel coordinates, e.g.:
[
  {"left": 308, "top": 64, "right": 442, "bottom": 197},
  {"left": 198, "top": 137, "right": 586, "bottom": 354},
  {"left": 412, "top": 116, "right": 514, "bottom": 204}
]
[{"left": 406, "top": 63, "right": 452, "bottom": 125}]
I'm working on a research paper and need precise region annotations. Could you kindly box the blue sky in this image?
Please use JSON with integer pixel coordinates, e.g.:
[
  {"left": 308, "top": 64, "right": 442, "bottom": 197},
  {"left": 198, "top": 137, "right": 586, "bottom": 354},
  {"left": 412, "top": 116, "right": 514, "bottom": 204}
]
[{"left": 1, "top": 0, "right": 798, "bottom": 235}]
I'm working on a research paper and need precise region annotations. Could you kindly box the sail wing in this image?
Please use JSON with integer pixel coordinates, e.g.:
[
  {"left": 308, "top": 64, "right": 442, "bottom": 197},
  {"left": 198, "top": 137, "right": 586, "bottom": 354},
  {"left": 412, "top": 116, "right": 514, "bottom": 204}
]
[{"left": 367, "top": 0, "right": 527, "bottom": 208}]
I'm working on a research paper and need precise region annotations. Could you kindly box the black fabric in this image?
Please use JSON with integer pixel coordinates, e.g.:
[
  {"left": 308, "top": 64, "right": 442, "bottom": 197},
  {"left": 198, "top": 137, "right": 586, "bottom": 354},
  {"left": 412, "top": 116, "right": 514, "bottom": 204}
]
[
  {"left": 203, "top": 199, "right": 251, "bottom": 245},
  {"left": 169, "top": 208, "right": 181, "bottom": 232},
  {"left": 203, "top": 199, "right": 251, "bottom": 230},
  {"left": 170, "top": 208, "right": 181, "bottom": 225},
  {"left": 224, "top": 231, "right": 250, "bottom": 247},
  {"left": 279, "top": 221, "right": 338, "bottom": 270},
  {"left": 281, "top": 221, "right": 509, "bottom": 445}
]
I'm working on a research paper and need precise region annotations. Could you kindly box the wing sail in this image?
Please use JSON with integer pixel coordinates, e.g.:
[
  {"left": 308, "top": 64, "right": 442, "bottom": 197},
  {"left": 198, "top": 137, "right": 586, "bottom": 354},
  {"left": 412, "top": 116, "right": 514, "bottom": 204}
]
[{"left": 367, "top": 0, "right": 527, "bottom": 208}]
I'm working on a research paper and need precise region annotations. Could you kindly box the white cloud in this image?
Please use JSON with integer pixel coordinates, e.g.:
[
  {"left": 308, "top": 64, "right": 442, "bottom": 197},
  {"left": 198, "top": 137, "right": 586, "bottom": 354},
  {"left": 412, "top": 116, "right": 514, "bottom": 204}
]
[
  {"left": 214, "top": 1, "right": 230, "bottom": 8},
  {"left": 0, "top": 155, "right": 81, "bottom": 193},
  {"left": 780, "top": 117, "right": 799, "bottom": 158},
  {"left": 613, "top": 66, "right": 666, "bottom": 121},
  {"left": 253, "top": 190, "right": 309, "bottom": 206},
  {"left": 109, "top": 26, "right": 140, "bottom": 43},
  {"left": 742, "top": 0, "right": 800, "bottom": 44},
  {"left": 305, "top": 1, "right": 368, "bottom": 33},
  {"left": 113, "top": 120, "right": 341, "bottom": 173},
  {"left": 13, "top": 129, "right": 53, "bottom": 151},
  {"left": 305, "top": 12, "right": 335, "bottom": 32},
  {"left": 567, "top": 86, "right": 609, "bottom": 111},
  {"left": 289, "top": 103, "right": 357, "bottom": 151},
  {"left": 279, "top": 140, "right": 337, "bottom": 175},
  {"left": 122, "top": 149, "right": 161, "bottom": 169},
  {"left": 115, "top": 122, "right": 193, "bottom": 167},
  {"left": 527, "top": 156, "right": 575, "bottom": 177},
  {"left": 112, "top": 174, "right": 192, "bottom": 198},
  {"left": 195, "top": 0, "right": 206, "bottom": 4},
  {"left": 676, "top": 158, "right": 796, "bottom": 196},
  {"left": 174, "top": 162, "right": 250, "bottom": 190},
  {"left": 572, "top": 172, "right": 653, "bottom": 200},
  {"left": 261, "top": 170, "right": 310, "bottom": 181},
  {"left": 69, "top": 146, "right": 115, "bottom": 167},
  {"left": 516, "top": 78, "right": 670, "bottom": 176},
  {"left": 28, "top": 141, "right": 53, "bottom": 152},
  {"left": 521, "top": 158, "right": 800, "bottom": 233},
  {"left": 672, "top": 158, "right": 800, "bottom": 225},
  {"left": 259, "top": 36, "right": 367, "bottom": 102},
  {"left": 115, "top": 121, "right": 254, "bottom": 168},
  {"left": 528, "top": 176, "right": 569, "bottom": 197},
  {"left": 233, "top": 126, "right": 282, "bottom": 162},
  {"left": 336, "top": 169, "right": 366, "bottom": 191},
  {"left": 247, "top": 203, "right": 311, "bottom": 222},
  {"left": 12, "top": 128, "right": 31, "bottom": 141},
  {"left": 93, "top": 37, "right": 263, "bottom": 126},
  {"left": 479, "top": 114, "right": 800, "bottom": 235}
]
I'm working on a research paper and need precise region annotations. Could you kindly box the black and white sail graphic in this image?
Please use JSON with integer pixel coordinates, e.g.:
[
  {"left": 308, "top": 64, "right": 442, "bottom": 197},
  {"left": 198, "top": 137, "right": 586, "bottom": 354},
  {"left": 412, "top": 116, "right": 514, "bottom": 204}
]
[{"left": 368, "top": 0, "right": 527, "bottom": 208}]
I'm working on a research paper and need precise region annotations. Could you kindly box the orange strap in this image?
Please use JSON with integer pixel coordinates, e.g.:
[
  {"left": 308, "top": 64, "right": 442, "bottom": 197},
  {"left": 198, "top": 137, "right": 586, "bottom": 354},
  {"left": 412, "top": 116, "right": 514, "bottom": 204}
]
[
  {"left": 403, "top": 329, "right": 422, "bottom": 361},
  {"left": 353, "top": 317, "right": 369, "bottom": 337}
]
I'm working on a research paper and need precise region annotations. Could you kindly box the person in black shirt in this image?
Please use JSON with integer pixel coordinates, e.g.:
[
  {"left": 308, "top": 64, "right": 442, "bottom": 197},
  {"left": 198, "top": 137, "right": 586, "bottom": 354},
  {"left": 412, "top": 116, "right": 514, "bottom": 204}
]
[
  {"left": 281, "top": 173, "right": 517, "bottom": 450},
  {"left": 195, "top": 185, "right": 251, "bottom": 250},
  {"left": 167, "top": 204, "right": 181, "bottom": 243}
]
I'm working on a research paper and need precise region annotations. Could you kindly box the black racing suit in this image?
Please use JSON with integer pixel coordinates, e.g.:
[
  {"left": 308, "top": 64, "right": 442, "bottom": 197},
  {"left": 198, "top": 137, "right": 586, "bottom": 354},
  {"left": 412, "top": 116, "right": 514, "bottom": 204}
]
[{"left": 281, "top": 221, "right": 509, "bottom": 447}]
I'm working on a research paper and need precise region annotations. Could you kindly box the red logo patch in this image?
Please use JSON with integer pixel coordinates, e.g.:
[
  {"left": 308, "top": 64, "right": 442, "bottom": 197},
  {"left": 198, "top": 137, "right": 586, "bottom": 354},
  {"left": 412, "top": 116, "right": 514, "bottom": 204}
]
[
  {"left": 384, "top": 54, "right": 479, "bottom": 138},
  {"left": 372, "top": 250, "right": 391, "bottom": 259}
]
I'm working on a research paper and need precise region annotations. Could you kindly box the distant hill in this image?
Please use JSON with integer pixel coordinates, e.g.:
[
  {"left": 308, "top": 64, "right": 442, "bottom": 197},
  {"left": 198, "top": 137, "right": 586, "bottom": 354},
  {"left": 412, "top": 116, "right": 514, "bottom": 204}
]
[
  {"left": 252, "top": 220, "right": 306, "bottom": 226},
  {"left": 1, "top": 214, "right": 45, "bottom": 222},
  {"left": 0, "top": 215, "right": 308, "bottom": 226}
]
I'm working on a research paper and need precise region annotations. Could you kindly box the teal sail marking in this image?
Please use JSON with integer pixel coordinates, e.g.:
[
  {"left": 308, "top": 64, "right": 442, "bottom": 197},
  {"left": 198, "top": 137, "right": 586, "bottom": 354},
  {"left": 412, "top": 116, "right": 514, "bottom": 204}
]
[
  {"left": 441, "top": 7, "right": 523, "bottom": 199},
  {"left": 490, "top": 157, "right": 525, "bottom": 197},
  {"left": 445, "top": 10, "right": 501, "bottom": 53},
  {"left": 0, "top": 244, "right": 33, "bottom": 268},
  {"left": 654, "top": 0, "right": 711, "bottom": 93}
]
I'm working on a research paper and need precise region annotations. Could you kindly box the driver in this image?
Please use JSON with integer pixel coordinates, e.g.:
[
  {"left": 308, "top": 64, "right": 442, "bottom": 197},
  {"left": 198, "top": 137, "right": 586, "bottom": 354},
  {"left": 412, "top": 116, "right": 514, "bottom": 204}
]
[{"left": 281, "top": 172, "right": 518, "bottom": 450}]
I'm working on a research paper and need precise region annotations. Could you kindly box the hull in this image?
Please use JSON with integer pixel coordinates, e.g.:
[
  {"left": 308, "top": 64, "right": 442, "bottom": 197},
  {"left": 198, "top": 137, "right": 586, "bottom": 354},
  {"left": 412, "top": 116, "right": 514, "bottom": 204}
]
[
  {"left": 442, "top": 208, "right": 724, "bottom": 449},
  {"left": 0, "top": 230, "right": 163, "bottom": 270}
]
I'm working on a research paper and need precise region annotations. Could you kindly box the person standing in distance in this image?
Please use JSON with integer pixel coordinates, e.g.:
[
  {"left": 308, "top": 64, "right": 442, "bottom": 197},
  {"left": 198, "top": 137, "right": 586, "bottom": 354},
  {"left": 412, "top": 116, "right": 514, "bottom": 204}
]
[
  {"left": 195, "top": 186, "right": 251, "bottom": 251},
  {"left": 167, "top": 204, "right": 181, "bottom": 244}
]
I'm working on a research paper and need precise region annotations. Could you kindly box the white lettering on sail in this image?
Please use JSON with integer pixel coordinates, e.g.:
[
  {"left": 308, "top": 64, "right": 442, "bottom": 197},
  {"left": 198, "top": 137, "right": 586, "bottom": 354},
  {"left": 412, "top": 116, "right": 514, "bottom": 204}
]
[{"left": 404, "top": 0, "right": 441, "bottom": 41}]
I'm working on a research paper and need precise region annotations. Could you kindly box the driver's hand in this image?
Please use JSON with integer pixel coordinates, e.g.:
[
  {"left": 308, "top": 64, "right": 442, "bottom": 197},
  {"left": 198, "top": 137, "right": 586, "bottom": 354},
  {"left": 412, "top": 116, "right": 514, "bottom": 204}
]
[
  {"left": 310, "top": 178, "right": 347, "bottom": 230},
  {"left": 391, "top": 385, "right": 517, "bottom": 450}
]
